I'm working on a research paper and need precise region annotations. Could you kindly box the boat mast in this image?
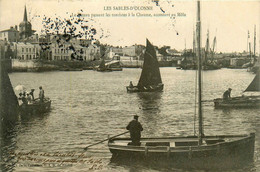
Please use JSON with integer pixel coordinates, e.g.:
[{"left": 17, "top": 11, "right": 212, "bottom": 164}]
[
  {"left": 249, "top": 42, "right": 252, "bottom": 64},
  {"left": 193, "top": 28, "right": 196, "bottom": 62},
  {"left": 211, "top": 36, "right": 216, "bottom": 62},
  {"left": 205, "top": 29, "right": 209, "bottom": 63},
  {"left": 254, "top": 25, "right": 256, "bottom": 61},
  {"left": 196, "top": 0, "right": 203, "bottom": 145}
]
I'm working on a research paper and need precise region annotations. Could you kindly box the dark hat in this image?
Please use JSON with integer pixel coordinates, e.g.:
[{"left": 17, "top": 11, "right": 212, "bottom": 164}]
[
  {"left": 134, "top": 115, "right": 139, "bottom": 119},
  {"left": 228, "top": 88, "right": 232, "bottom": 90},
  {"left": 31, "top": 89, "right": 35, "bottom": 91},
  {"left": 39, "top": 86, "right": 42, "bottom": 89}
]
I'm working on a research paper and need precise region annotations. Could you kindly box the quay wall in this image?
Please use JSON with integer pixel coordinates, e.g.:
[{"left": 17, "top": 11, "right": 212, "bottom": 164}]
[
  {"left": 11, "top": 59, "right": 101, "bottom": 72},
  {"left": 120, "top": 60, "right": 143, "bottom": 68},
  {"left": 120, "top": 60, "right": 175, "bottom": 68}
]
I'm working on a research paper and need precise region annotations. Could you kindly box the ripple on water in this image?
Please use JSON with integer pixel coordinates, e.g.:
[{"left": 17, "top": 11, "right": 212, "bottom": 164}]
[{"left": 2, "top": 68, "right": 259, "bottom": 171}]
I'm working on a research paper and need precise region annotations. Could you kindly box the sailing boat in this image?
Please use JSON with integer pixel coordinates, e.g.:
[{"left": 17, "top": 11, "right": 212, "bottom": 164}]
[
  {"left": 108, "top": 1, "right": 255, "bottom": 169},
  {"left": 126, "top": 39, "right": 164, "bottom": 92},
  {"left": 96, "top": 58, "right": 112, "bottom": 72},
  {"left": 202, "top": 30, "right": 220, "bottom": 70},
  {"left": 214, "top": 71, "right": 260, "bottom": 108}
]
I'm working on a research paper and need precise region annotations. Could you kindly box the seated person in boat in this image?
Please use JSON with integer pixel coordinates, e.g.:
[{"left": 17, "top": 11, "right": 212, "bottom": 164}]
[
  {"left": 30, "top": 89, "right": 35, "bottom": 100},
  {"left": 129, "top": 81, "right": 134, "bottom": 88},
  {"left": 26, "top": 92, "right": 33, "bottom": 104},
  {"left": 39, "top": 86, "right": 45, "bottom": 102},
  {"left": 223, "top": 88, "right": 232, "bottom": 101},
  {"left": 18, "top": 93, "right": 24, "bottom": 105},
  {"left": 126, "top": 115, "right": 143, "bottom": 146},
  {"left": 18, "top": 92, "right": 28, "bottom": 105}
]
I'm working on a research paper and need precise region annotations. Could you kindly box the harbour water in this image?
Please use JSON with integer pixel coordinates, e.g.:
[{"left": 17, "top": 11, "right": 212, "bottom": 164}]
[{"left": 1, "top": 68, "right": 260, "bottom": 171}]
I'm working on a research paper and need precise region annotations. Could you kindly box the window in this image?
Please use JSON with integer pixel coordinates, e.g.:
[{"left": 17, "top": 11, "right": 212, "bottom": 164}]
[
  {"left": 26, "top": 48, "right": 28, "bottom": 52},
  {"left": 22, "top": 48, "right": 24, "bottom": 52},
  {"left": 29, "top": 48, "right": 31, "bottom": 52},
  {"left": 26, "top": 55, "right": 28, "bottom": 59},
  {"left": 22, "top": 55, "right": 24, "bottom": 60},
  {"left": 30, "top": 55, "right": 32, "bottom": 59},
  {"left": 33, "top": 55, "right": 35, "bottom": 59}
]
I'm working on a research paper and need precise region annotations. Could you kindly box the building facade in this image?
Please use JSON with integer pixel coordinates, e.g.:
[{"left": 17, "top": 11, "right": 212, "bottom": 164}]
[
  {"left": 13, "top": 42, "right": 38, "bottom": 60},
  {"left": 50, "top": 41, "right": 100, "bottom": 61},
  {"left": 0, "top": 26, "right": 19, "bottom": 42}
]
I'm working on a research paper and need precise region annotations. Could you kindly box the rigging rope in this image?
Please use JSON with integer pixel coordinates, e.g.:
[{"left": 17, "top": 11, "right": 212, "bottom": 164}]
[
  {"left": 201, "top": 66, "right": 204, "bottom": 135},
  {"left": 194, "top": 66, "right": 198, "bottom": 136}
]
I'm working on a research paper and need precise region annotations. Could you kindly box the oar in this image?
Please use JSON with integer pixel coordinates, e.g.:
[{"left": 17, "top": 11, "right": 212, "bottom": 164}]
[{"left": 84, "top": 131, "right": 129, "bottom": 150}]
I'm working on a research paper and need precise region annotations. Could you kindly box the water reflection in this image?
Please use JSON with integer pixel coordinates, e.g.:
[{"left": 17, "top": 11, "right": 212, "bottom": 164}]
[
  {"left": 0, "top": 120, "right": 18, "bottom": 172},
  {"left": 19, "top": 111, "right": 50, "bottom": 124},
  {"left": 137, "top": 92, "right": 162, "bottom": 111},
  {"left": 137, "top": 92, "right": 162, "bottom": 136}
]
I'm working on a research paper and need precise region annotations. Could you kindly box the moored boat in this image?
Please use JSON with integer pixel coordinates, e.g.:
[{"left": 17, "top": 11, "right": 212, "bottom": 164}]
[
  {"left": 19, "top": 98, "right": 51, "bottom": 115},
  {"left": 94, "top": 58, "right": 112, "bottom": 72},
  {"left": 105, "top": 60, "right": 123, "bottom": 71}
]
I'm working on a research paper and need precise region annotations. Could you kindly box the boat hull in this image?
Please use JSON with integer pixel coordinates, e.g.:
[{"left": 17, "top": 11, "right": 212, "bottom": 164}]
[
  {"left": 110, "top": 68, "right": 123, "bottom": 71},
  {"left": 214, "top": 96, "right": 260, "bottom": 108},
  {"left": 108, "top": 133, "right": 255, "bottom": 169},
  {"left": 96, "top": 68, "right": 112, "bottom": 72},
  {"left": 126, "top": 84, "right": 164, "bottom": 93},
  {"left": 19, "top": 98, "right": 51, "bottom": 115}
]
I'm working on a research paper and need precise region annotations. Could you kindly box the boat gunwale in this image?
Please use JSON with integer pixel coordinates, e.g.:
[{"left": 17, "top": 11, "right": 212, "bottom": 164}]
[
  {"left": 108, "top": 133, "right": 254, "bottom": 152},
  {"left": 108, "top": 133, "right": 255, "bottom": 150}
]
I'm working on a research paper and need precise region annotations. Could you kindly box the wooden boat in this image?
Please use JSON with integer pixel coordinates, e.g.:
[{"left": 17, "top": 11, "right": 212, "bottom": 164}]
[
  {"left": 19, "top": 98, "right": 51, "bottom": 114},
  {"left": 109, "top": 1, "right": 255, "bottom": 169},
  {"left": 109, "top": 134, "right": 255, "bottom": 169},
  {"left": 126, "top": 39, "right": 164, "bottom": 93},
  {"left": 105, "top": 60, "right": 123, "bottom": 71},
  {"left": 94, "top": 58, "right": 113, "bottom": 72},
  {"left": 214, "top": 72, "right": 260, "bottom": 108}
]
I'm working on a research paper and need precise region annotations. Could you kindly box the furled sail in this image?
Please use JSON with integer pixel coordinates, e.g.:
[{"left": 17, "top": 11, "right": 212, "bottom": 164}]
[
  {"left": 98, "top": 58, "right": 106, "bottom": 69},
  {"left": 137, "top": 39, "right": 162, "bottom": 88},
  {"left": 244, "top": 72, "right": 260, "bottom": 92}
]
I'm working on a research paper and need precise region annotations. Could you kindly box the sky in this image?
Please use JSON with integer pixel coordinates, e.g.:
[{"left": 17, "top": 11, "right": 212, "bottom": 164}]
[{"left": 0, "top": 0, "right": 259, "bottom": 53}]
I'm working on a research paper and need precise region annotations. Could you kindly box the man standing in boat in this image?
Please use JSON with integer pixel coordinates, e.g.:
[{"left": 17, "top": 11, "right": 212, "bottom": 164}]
[
  {"left": 223, "top": 88, "right": 232, "bottom": 101},
  {"left": 126, "top": 115, "right": 143, "bottom": 146},
  {"left": 39, "top": 86, "right": 45, "bottom": 102}
]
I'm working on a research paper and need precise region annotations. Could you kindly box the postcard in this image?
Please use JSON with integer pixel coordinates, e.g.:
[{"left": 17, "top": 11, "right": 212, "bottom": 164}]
[{"left": 0, "top": 0, "right": 259, "bottom": 171}]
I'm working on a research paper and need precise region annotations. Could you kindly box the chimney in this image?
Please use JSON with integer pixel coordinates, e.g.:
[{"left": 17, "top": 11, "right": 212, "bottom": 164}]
[{"left": 15, "top": 25, "right": 18, "bottom": 30}]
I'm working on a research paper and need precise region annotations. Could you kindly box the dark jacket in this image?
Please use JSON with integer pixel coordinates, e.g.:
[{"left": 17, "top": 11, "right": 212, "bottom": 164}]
[
  {"left": 126, "top": 119, "right": 143, "bottom": 141},
  {"left": 223, "top": 90, "right": 231, "bottom": 100}
]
